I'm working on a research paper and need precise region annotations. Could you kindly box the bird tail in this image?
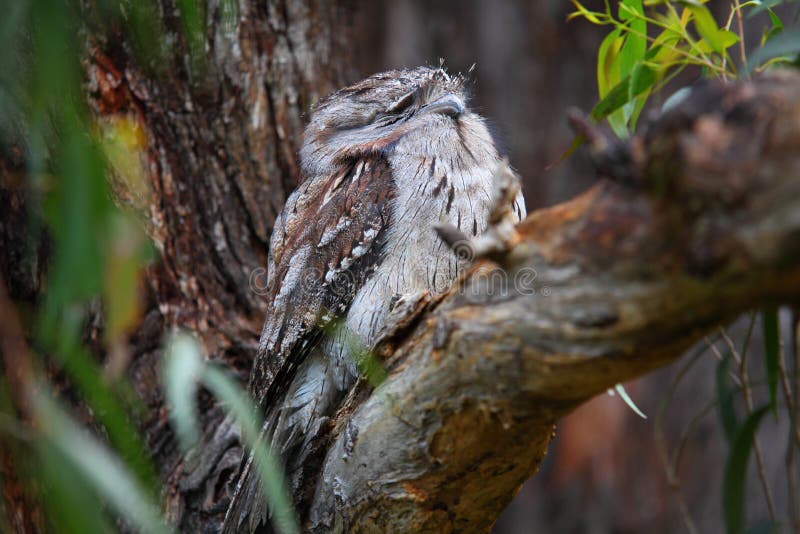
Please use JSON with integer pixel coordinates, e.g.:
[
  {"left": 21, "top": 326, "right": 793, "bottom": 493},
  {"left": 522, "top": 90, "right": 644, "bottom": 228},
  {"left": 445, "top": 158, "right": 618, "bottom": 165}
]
[
  {"left": 222, "top": 449, "right": 272, "bottom": 533},
  {"left": 221, "top": 349, "right": 355, "bottom": 533}
]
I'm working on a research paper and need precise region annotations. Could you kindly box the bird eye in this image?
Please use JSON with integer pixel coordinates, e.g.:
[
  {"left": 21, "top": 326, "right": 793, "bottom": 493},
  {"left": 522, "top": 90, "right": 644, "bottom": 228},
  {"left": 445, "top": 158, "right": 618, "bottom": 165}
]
[{"left": 387, "top": 91, "right": 415, "bottom": 114}]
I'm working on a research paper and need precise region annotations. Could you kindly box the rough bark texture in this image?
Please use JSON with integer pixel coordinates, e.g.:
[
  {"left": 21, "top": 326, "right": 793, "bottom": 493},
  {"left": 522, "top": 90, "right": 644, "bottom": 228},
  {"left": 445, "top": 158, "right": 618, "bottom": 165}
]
[
  {"left": 2, "top": 1, "right": 800, "bottom": 532},
  {"left": 302, "top": 72, "right": 800, "bottom": 531},
  {"left": 82, "top": 1, "right": 355, "bottom": 530}
]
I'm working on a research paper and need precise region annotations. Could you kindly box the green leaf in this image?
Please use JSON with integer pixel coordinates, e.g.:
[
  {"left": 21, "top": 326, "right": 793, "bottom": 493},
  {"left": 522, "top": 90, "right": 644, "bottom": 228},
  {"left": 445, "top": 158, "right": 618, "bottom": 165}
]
[
  {"left": 723, "top": 406, "right": 770, "bottom": 534},
  {"left": 597, "top": 24, "right": 628, "bottom": 138},
  {"left": 762, "top": 309, "right": 779, "bottom": 415},
  {"left": 619, "top": 0, "right": 647, "bottom": 78},
  {"left": 36, "top": 442, "right": 114, "bottom": 534},
  {"left": 745, "top": 28, "right": 800, "bottom": 74},
  {"left": 685, "top": 4, "right": 728, "bottom": 54},
  {"left": 763, "top": 9, "right": 784, "bottom": 44},
  {"left": 591, "top": 64, "right": 656, "bottom": 124},
  {"left": 597, "top": 29, "right": 624, "bottom": 98},
  {"left": 748, "top": 0, "right": 800, "bottom": 16},
  {"left": 593, "top": 79, "right": 630, "bottom": 121},
  {"left": 595, "top": 83, "right": 632, "bottom": 138},
  {"left": 718, "top": 30, "right": 741, "bottom": 50},
  {"left": 163, "top": 332, "right": 204, "bottom": 452},
  {"left": 613, "top": 383, "right": 647, "bottom": 419},
  {"left": 768, "top": 9, "right": 783, "bottom": 30},
  {"left": 629, "top": 61, "right": 657, "bottom": 99},
  {"left": 552, "top": 132, "right": 587, "bottom": 170},
  {"left": 202, "top": 366, "right": 300, "bottom": 534},
  {"left": 716, "top": 353, "right": 738, "bottom": 442},
  {"left": 36, "top": 315, "right": 160, "bottom": 494},
  {"left": 26, "top": 0, "right": 159, "bottom": 495},
  {"left": 33, "top": 391, "right": 171, "bottom": 534}
]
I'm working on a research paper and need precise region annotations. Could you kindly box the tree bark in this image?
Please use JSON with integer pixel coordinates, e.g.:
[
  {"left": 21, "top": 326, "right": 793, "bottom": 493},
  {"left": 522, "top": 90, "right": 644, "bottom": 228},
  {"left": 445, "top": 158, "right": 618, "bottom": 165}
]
[
  {"left": 307, "top": 72, "right": 800, "bottom": 530},
  {"left": 74, "top": 1, "right": 354, "bottom": 530},
  {"left": 3, "top": 1, "right": 800, "bottom": 532}
]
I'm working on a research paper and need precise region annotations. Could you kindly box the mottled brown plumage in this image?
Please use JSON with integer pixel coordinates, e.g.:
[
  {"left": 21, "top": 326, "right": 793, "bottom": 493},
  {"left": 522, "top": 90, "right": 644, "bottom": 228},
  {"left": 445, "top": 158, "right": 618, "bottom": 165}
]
[
  {"left": 223, "top": 66, "right": 525, "bottom": 532},
  {"left": 249, "top": 158, "right": 395, "bottom": 407}
]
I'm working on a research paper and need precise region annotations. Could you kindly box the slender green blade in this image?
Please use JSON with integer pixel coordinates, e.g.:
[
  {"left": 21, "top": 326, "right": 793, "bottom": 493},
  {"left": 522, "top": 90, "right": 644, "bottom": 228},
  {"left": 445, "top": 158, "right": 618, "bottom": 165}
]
[
  {"left": 163, "top": 333, "right": 204, "bottom": 452},
  {"left": 761, "top": 309, "right": 779, "bottom": 415},
  {"left": 33, "top": 391, "right": 171, "bottom": 534},
  {"left": 203, "top": 367, "right": 300, "bottom": 534},
  {"left": 745, "top": 28, "right": 800, "bottom": 74},
  {"left": 723, "top": 406, "right": 769, "bottom": 534},
  {"left": 614, "top": 383, "right": 647, "bottom": 419}
]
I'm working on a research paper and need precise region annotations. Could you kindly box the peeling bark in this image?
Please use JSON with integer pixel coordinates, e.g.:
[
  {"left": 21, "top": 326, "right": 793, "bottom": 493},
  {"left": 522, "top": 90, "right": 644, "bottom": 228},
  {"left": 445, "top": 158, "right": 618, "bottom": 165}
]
[
  {"left": 307, "top": 73, "right": 800, "bottom": 531},
  {"left": 80, "top": 1, "right": 355, "bottom": 530}
]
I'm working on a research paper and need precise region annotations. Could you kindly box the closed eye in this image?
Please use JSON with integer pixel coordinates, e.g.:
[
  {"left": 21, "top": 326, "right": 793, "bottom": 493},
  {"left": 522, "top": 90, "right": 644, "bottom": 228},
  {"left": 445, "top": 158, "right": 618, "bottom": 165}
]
[{"left": 386, "top": 91, "right": 415, "bottom": 114}]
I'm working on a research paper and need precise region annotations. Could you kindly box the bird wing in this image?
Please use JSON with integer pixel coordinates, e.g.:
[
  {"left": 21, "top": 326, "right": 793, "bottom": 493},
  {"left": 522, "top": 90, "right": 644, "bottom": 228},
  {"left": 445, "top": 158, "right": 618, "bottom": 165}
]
[
  {"left": 249, "top": 156, "right": 396, "bottom": 407},
  {"left": 221, "top": 157, "right": 395, "bottom": 534}
]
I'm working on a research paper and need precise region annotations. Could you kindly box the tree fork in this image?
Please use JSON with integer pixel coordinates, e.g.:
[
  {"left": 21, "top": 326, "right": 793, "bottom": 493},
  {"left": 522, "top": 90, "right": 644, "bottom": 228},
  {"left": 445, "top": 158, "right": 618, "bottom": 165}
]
[{"left": 306, "top": 72, "right": 800, "bottom": 531}]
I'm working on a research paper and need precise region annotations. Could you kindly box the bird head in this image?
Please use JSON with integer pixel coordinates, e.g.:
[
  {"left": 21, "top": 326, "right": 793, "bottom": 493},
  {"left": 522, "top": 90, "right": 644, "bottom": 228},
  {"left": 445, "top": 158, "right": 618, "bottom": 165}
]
[{"left": 300, "top": 66, "right": 482, "bottom": 175}]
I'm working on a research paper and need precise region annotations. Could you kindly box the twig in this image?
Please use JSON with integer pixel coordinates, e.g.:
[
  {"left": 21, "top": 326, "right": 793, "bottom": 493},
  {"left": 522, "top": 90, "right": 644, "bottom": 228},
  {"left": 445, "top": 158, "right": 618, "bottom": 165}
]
[
  {"left": 654, "top": 341, "right": 716, "bottom": 534},
  {"left": 734, "top": 0, "right": 747, "bottom": 72},
  {"left": 708, "top": 334, "right": 743, "bottom": 387},
  {"left": 732, "top": 321, "right": 778, "bottom": 521},
  {"left": 671, "top": 397, "right": 719, "bottom": 479}
]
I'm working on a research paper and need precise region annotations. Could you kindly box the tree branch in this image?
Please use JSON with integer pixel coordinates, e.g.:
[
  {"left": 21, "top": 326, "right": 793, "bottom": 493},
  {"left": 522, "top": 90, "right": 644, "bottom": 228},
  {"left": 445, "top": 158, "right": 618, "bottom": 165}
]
[{"left": 307, "top": 71, "right": 800, "bottom": 532}]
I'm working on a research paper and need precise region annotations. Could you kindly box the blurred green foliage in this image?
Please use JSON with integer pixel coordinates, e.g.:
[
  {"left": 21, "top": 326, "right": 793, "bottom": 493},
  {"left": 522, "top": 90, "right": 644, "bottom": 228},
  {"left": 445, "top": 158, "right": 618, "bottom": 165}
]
[
  {"left": 572, "top": 2, "right": 800, "bottom": 532},
  {"left": 163, "top": 333, "right": 299, "bottom": 534},
  {"left": 0, "top": 0, "right": 289, "bottom": 532},
  {"left": 571, "top": 0, "right": 800, "bottom": 137},
  {"left": 2, "top": 0, "right": 162, "bottom": 529}
]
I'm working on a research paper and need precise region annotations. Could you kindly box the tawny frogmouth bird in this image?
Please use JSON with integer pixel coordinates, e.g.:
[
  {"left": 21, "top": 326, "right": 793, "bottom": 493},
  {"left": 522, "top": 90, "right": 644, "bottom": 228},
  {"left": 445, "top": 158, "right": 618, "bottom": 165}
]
[{"left": 223, "top": 66, "right": 525, "bottom": 532}]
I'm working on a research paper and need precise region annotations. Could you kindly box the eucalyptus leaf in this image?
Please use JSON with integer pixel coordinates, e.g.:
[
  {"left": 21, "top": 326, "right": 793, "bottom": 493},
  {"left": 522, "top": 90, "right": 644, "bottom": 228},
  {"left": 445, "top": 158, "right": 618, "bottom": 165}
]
[
  {"left": 202, "top": 366, "right": 300, "bottom": 534},
  {"left": 614, "top": 383, "right": 647, "bottom": 419},
  {"left": 761, "top": 309, "right": 779, "bottom": 415},
  {"left": 744, "top": 28, "right": 800, "bottom": 73},
  {"left": 748, "top": 0, "right": 800, "bottom": 16},
  {"left": 723, "top": 407, "right": 770, "bottom": 534},
  {"left": 591, "top": 63, "right": 656, "bottom": 128},
  {"left": 685, "top": 4, "right": 728, "bottom": 53},
  {"left": 36, "top": 442, "right": 114, "bottom": 534},
  {"left": 163, "top": 332, "right": 204, "bottom": 452},
  {"left": 33, "top": 391, "right": 171, "bottom": 534}
]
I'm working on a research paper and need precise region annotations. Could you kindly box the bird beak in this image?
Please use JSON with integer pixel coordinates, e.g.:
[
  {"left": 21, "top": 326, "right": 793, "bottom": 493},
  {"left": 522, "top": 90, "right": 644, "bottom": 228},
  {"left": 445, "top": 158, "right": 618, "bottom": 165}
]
[{"left": 423, "top": 93, "right": 465, "bottom": 118}]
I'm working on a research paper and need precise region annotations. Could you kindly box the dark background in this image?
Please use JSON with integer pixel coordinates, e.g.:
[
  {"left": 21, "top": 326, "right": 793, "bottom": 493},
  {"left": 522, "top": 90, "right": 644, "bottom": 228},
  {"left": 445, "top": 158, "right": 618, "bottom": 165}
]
[
  {"left": 353, "top": 0, "right": 603, "bottom": 209},
  {"left": 349, "top": 1, "right": 796, "bottom": 532}
]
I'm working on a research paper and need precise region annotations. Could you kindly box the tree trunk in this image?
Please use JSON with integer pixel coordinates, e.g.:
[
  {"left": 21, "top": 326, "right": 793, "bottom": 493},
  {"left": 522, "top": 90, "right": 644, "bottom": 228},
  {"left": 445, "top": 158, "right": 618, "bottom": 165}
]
[
  {"left": 1, "top": 1, "right": 356, "bottom": 530},
  {"left": 91, "top": 2, "right": 356, "bottom": 530},
  {"left": 3, "top": 1, "right": 800, "bottom": 532}
]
